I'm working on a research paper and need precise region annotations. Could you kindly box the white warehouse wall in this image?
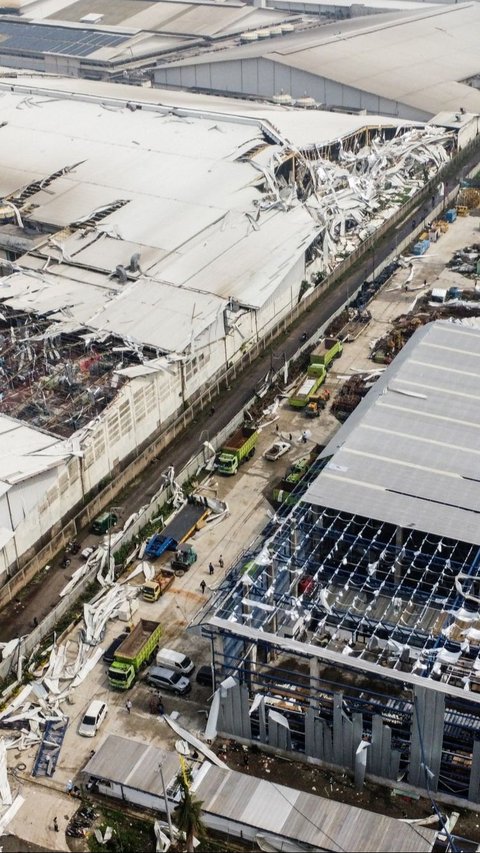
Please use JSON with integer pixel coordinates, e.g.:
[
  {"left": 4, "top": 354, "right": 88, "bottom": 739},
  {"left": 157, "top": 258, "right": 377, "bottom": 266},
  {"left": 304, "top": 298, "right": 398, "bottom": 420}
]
[
  {"left": 0, "top": 246, "right": 312, "bottom": 582},
  {"left": 154, "top": 58, "right": 431, "bottom": 120}
]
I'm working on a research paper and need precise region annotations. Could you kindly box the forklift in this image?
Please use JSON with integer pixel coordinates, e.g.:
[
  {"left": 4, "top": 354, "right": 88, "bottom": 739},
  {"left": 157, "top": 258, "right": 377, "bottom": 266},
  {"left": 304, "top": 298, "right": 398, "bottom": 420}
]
[
  {"left": 171, "top": 543, "right": 197, "bottom": 572},
  {"left": 305, "top": 388, "right": 330, "bottom": 417}
]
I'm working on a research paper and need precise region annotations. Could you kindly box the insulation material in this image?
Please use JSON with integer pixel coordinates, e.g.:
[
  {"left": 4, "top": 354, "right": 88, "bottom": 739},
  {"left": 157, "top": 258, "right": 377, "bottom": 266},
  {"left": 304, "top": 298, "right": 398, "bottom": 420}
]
[
  {"left": 163, "top": 716, "right": 228, "bottom": 769},
  {"left": 0, "top": 794, "right": 24, "bottom": 836},
  {"left": 0, "top": 739, "right": 12, "bottom": 805},
  {"left": 83, "top": 584, "right": 137, "bottom": 645}
]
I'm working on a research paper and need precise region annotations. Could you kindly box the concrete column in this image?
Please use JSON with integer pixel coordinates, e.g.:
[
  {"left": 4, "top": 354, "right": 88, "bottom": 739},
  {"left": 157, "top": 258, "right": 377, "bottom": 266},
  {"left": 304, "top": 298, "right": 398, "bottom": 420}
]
[
  {"left": 309, "top": 657, "right": 320, "bottom": 710},
  {"left": 212, "top": 634, "right": 225, "bottom": 681},
  {"left": 290, "top": 523, "right": 298, "bottom": 558},
  {"left": 394, "top": 527, "right": 405, "bottom": 585}
]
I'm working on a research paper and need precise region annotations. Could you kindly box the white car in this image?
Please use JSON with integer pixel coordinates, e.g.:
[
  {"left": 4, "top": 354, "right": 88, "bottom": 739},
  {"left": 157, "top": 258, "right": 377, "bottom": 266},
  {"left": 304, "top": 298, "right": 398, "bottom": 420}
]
[
  {"left": 264, "top": 440, "right": 291, "bottom": 461},
  {"left": 78, "top": 699, "right": 108, "bottom": 737}
]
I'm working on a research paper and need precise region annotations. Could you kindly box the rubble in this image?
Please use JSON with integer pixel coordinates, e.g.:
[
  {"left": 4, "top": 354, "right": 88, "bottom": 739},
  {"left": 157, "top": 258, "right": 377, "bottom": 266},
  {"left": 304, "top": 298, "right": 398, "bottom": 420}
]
[{"left": 257, "top": 126, "right": 453, "bottom": 275}]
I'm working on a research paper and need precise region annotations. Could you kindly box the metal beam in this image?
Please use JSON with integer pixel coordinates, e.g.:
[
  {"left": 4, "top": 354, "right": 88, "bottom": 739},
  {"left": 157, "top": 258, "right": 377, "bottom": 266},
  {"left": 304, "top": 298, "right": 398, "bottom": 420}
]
[{"left": 207, "top": 616, "right": 480, "bottom": 705}]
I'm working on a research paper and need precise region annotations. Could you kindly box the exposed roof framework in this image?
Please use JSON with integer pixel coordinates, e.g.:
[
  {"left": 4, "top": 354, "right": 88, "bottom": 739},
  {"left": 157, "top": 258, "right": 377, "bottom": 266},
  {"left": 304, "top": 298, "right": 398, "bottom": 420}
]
[{"left": 202, "top": 323, "right": 480, "bottom": 697}]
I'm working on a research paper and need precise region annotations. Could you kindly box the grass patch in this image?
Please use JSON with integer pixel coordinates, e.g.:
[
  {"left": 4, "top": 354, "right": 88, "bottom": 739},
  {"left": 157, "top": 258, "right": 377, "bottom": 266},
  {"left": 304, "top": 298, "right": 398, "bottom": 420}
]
[{"left": 87, "top": 806, "right": 155, "bottom": 853}]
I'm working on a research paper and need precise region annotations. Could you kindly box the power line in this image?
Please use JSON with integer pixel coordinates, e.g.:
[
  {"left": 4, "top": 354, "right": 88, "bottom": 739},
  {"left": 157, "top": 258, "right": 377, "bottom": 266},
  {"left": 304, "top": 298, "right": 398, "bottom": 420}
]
[{"left": 270, "top": 780, "right": 348, "bottom": 853}]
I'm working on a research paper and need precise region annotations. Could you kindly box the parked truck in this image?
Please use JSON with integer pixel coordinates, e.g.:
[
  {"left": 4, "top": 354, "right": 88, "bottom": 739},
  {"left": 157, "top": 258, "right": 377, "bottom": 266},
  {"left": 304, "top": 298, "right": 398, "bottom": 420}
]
[
  {"left": 108, "top": 619, "right": 162, "bottom": 689},
  {"left": 142, "top": 569, "right": 175, "bottom": 602},
  {"left": 216, "top": 425, "right": 258, "bottom": 475},
  {"left": 272, "top": 446, "right": 323, "bottom": 507},
  {"left": 310, "top": 337, "right": 343, "bottom": 369},
  {"left": 144, "top": 504, "right": 209, "bottom": 559},
  {"left": 288, "top": 365, "right": 326, "bottom": 408},
  {"left": 142, "top": 545, "right": 197, "bottom": 602}
]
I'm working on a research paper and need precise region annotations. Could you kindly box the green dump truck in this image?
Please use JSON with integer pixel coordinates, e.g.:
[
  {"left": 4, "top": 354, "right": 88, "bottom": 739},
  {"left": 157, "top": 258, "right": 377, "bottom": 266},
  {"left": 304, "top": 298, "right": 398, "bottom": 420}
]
[
  {"left": 288, "top": 364, "right": 326, "bottom": 408},
  {"left": 216, "top": 425, "right": 258, "bottom": 475},
  {"left": 272, "top": 447, "right": 323, "bottom": 507},
  {"left": 108, "top": 619, "right": 162, "bottom": 689},
  {"left": 310, "top": 337, "right": 343, "bottom": 368}
]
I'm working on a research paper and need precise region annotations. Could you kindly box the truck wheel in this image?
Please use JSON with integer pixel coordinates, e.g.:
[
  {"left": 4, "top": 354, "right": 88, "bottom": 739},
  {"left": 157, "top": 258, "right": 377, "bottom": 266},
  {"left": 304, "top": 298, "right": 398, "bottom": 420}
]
[
  {"left": 175, "top": 569, "right": 185, "bottom": 577},
  {"left": 249, "top": 447, "right": 256, "bottom": 459}
]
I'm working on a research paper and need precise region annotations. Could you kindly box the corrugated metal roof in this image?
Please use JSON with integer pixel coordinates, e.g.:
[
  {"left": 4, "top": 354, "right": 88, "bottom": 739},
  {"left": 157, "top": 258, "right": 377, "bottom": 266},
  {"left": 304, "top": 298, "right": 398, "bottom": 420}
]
[
  {"left": 35, "top": 0, "right": 291, "bottom": 38},
  {"left": 194, "top": 764, "right": 436, "bottom": 851},
  {"left": 304, "top": 321, "right": 480, "bottom": 544},
  {"left": 83, "top": 736, "right": 436, "bottom": 851},
  {"left": 157, "top": 3, "right": 480, "bottom": 117},
  {"left": 83, "top": 734, "right": 179, "bottom": 793}
]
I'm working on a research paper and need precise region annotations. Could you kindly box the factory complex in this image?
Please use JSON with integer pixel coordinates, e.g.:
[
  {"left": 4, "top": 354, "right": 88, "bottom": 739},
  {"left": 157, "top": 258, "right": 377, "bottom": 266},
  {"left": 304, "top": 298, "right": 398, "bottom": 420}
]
[{"left": 0, "top": 73, "right": 457, "bottom": 586}]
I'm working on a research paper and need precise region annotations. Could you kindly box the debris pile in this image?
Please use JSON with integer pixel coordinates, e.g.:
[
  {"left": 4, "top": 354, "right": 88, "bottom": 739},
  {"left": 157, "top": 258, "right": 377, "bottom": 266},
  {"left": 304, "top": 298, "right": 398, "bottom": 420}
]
[
  {"left": 371, "top": 313, "right": 427, "bottom": 363},
  {"left": 0, "top": 582, "right": 137, "bottom": 789},
  {"left": 256, "top": 126, "right": 453, "bottom": 274},
  {"left": 456, "top": 188, "right": 480, "bottom": 211},
  {"left": 447, "top": 243, "right": 480, "bottom": 277},
  {"left": 331, "top": 374, "right": 374, "bottom": 421},
  {"left": 0, "top": 304, "right": 131, "bottom": 437}
]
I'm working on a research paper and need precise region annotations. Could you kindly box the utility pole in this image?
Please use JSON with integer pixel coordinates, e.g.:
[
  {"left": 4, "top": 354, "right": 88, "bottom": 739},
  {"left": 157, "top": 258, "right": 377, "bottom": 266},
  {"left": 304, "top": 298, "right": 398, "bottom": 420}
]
[{"left": 159, "top": 762, "right": 174, "bottom": 841}]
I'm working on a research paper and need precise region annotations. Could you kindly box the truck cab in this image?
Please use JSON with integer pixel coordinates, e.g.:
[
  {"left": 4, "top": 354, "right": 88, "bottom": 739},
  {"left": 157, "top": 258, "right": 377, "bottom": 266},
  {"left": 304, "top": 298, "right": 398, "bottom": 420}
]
[
  {"left": 91, "top": 511, "right": 118, "bottom": 535},
  {"left": 216, "top": 425, "right": 258, "bottom": 475}
]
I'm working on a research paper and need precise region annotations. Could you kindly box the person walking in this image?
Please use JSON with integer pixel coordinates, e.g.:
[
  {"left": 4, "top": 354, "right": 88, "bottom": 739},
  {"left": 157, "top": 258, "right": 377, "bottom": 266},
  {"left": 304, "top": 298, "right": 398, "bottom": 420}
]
[
  {"left": 53, "top": 817, "right": 59, "bottom": 832},
  {"left": 65, "top": 779, "right": 73, "bottom": 795},
  {"left": 125, "top": 699, "right": 132, "bottom": 714},
  {"left": 208, "top": 562, "right": 215, "bottom": 576},
  {"left": 219, "top": 555, "right": 224, "bottom": 569},
  {"left": 200, "top": 579, "right": 206, "bottom": 594}
]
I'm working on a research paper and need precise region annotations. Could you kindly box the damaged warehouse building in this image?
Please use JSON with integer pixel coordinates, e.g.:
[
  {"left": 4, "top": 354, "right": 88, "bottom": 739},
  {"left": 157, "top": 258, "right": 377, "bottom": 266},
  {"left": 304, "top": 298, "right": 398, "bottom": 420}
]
[
  {"left": 0, "top": 75, "right": 465, "bottom": 585},
  {"left": 198, "top": 320, "right": 480, "bottom": 804}
]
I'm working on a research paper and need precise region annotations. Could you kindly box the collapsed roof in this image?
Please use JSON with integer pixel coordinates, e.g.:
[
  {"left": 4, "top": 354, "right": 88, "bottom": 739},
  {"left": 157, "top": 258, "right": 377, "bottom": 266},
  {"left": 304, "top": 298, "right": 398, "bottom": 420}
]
[{"left": 0, "top": 79, "right": 454, "bottom": 436}]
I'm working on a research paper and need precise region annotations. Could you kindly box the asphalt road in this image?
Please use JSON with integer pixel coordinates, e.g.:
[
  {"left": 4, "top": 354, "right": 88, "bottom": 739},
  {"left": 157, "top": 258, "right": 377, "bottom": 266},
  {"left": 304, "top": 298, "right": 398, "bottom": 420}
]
[{"left": 0, "top": 171, "right": 472, "bottom": 641}]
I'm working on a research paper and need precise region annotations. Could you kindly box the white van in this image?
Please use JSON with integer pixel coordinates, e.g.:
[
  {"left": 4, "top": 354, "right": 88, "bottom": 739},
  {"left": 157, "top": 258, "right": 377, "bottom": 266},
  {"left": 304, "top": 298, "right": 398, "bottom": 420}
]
[{"left": 155, "top": 647, "right": 194, "bottom": 675}]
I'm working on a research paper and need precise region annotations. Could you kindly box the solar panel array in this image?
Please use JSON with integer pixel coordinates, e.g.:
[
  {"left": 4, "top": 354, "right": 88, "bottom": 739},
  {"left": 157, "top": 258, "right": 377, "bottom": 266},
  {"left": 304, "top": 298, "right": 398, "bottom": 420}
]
[{"left": 0, "top": 21, "right": 128, "bottom": 57}]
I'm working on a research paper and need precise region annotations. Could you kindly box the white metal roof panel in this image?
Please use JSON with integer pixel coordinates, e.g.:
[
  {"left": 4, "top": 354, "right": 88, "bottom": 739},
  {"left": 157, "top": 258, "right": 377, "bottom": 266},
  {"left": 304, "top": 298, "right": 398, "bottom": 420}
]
[
  {"left": 158, "top": 3, "right": 480, "bottom": 116},
  {"left": 303, "top": 321, "right": 480, "bottom": 545},
  {"left": 86, "top": 277, "right": 225, "bottom": 351},
  {"left": 195, "top": 764, "right": 436, "bottom": 852},
  {"left": 155, "top": 205, "right": 316, "bottom": 307},
  {"left": 0, "top": 415, "right": 70, "bottom": 485}
]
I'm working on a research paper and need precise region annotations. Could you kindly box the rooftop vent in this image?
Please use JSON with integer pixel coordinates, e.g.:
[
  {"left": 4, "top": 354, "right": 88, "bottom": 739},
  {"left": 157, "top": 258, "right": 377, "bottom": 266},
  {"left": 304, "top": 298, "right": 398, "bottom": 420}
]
[
  {"left": 273, "top": 91, "right": 293, "bottom": 105},
  {"left": 295, "top": 94, "right": 316, "bottom": 109}
]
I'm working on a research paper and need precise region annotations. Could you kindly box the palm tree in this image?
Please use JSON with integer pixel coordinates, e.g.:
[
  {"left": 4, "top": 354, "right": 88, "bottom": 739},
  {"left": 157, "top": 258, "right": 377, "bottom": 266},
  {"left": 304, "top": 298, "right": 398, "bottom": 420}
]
[{"left": 174, "top": 773, "right": 206, "bottom": 853}]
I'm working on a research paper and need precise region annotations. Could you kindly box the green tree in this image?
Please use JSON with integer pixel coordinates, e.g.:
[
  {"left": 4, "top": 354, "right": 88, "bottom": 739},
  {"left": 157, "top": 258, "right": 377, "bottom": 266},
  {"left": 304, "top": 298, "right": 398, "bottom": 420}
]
[{"left": 174, "top": 773, "right": 206, "bottom": 853}]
